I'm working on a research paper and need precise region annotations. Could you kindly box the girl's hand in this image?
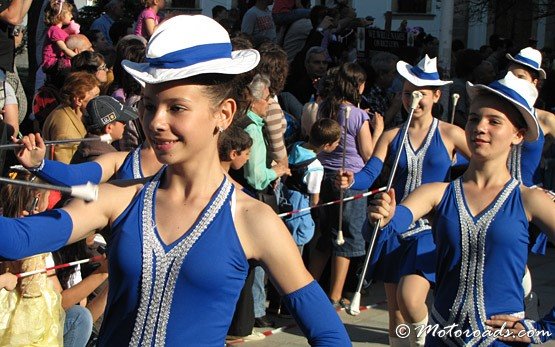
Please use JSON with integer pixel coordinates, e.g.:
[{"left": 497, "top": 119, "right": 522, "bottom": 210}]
[
  {"left": 335, "top": 169, "right": 353, "bottom": 189},
  {"left": 367, "top": 189, "right": 396, "bottom": 227},
  {"left": 16, "top": 133, "right": 46, "bottom": 169}
]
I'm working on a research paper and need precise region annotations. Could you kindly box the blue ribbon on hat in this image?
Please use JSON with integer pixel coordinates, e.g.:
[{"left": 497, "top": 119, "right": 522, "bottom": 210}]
[
  {"left": 514, "top": 53, "right": 540, "bottom": 70},
  {"left": 146, "top": 43, "right": 232, "bottom": 69},
  {"left": 488, "top": 80, "right": 532, "bottom": 111},
  {"left": 409, "top": 65, "right": 440, "bottom": 80}
]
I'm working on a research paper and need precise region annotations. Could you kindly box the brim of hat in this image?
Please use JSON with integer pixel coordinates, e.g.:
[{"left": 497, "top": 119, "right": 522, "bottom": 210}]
[
  {"left": 119, "top": 105, "right": 139, "bottom": 123},
  {"left": 396, "top": 61, "right": 453, "bottom": 87},
  {"left": 122, "top": 49, "right": 260, "bottom": 86},
  {"left": 466, "top": 82, "right": 539, "bottom": 141},
  {"left": 506, "top": 53, "right": 547, "bottom": 79}
]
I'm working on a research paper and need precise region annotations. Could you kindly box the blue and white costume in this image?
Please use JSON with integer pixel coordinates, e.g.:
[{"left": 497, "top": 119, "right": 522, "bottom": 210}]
[
  {"left": 429, "top": 177, "right": 528, "bottom": 346},
  {"left": 366, "top": 118, "right": 452, "bottom": 283},
  {"left": 115, "top": 146, "right": 146, "bottom": 180}
]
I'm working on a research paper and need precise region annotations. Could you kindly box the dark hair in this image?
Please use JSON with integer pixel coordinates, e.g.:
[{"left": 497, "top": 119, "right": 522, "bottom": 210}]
[
  {"left": 455, "top": 49, "right": 484, "bottom": 78},
  {"left": 111, "top": 38, "right": 145, "bottom": 97},
  {"left": 218, "top": 125, "right": 253, "bottom": 161},
  {"left": 212, "top": 5, "right": 227, "bottom": 18},
  {"left": 319, "top": 62, "right": 366, "bottom": 120},
  {"left": 0, "top": 169, "right": 40, "bottom": 217},
  {"left": 256, "top": 42, "right": 289, "bottom": 95},
  {"left": 109, "top": 21, "right": 132, "bottom": 44},
  {"left": 230, "top": 33, "right": 254, "bottom": 50},
  {"left": 60, "top": 71, "right": 100, "bottom": 106},
  {"left": 71, "top": 51, "right": 106, "bottom": 74},
  {"left": 309, "top": 118, "right": 341, "bottom": 147},
  {"left": 186, "top": 72, "right": 255, "bottom": 118}
]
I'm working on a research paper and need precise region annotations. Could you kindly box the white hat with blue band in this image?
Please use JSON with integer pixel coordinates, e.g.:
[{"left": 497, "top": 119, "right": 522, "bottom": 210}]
[
  {"left": 506, "top": 47, "right": 546, "bottom": 79},
  {"left": 396, "top": 54, "right": 452, "bottom": 87},
  {"left": 466, "top": 70, "right": 539, "bottom": 141},
  {"left": 122, "top": 15, "right": 260, "bottom": 86}
]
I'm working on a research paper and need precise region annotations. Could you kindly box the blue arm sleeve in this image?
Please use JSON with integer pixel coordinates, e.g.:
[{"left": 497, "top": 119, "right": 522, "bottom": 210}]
[
  {"left": 0, "top": 209, "right": 73, "bottom": 260},
  {"left": 379, "top": 205, "right": 413, "bottom": 236},
  {"left": 35, "top": 159, "right": 103, "bottom": 186},
  {"left": 352, "top": 157, "right": 383, "bottom": 190},
  {"left": 282, "top": 280, "right": 351, "bottom": 346}
]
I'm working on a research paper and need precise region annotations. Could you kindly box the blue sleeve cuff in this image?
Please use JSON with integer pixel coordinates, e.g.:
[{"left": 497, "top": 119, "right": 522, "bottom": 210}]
[
  {"left": 282, "top": 281, "right": 352, "bottom": 346},
  {"left": 0, "top": 209, "right": 73, "bottom": 260},
  {"left": 35, "top": 159, "right": 103, "bottom": 186},
  {"left": 380, "top": 205, "right": 413, "bottom": 236},
  {"left": 352, "top": 157, "right": 383, "bottom": 190}
]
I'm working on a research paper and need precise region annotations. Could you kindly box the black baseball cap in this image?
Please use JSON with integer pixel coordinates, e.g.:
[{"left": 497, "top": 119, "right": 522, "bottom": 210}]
[{"left": 84, "top": 96, "right": 138, "bottom": 132}]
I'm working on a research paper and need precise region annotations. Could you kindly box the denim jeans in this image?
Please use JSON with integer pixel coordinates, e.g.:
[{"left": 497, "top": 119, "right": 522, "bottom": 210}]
[
  {"left": 64, "top": 305, "right": 93, "bottom": 347},
  {"left": 252, "top": 266, "right": 267, "bottom": 318}
]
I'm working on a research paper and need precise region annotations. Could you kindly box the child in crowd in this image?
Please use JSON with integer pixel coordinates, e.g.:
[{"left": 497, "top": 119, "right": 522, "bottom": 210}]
[
  {"left": 218, "top": 125, "right": 253, "bottom": 183},
  {"left": 0, "top": 167, "right": 65, "bottom": 346},
  {"left": 288, "top": 118, "right": 341, "bottom": 207},
  {"left": 71, "top": 95, "right": 138, "bottom": 164},
  {"left": 134, "top": 0, "right": 165, "bottom": 40},
  {"left": 42, "top": 0, "right": 78, "bottom": 70}
]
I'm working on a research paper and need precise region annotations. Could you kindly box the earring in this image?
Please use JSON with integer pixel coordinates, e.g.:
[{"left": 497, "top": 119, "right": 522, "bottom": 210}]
[{"left": 218, "top": 126, "right": 225, "bottom": 133}]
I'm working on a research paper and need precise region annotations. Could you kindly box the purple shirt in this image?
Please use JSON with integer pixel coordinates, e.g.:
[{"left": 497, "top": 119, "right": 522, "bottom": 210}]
[{"left": 318, "top": 104, "right": 370, "bottom": 172}]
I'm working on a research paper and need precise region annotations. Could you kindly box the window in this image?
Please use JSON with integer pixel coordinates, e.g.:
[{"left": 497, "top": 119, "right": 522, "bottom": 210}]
[{"left": 393, "top": 0, "right": 431, "bottom": 13}]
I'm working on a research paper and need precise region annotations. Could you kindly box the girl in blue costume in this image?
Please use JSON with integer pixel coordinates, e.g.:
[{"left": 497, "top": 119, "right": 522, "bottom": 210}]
[
  {"left": 340, "top": 55, "right": 470, "bottom": 346},
  {"left": 2, "top": 15, "right": 351, "bottom": 346},
  {"left": 368, "top": 71, "right": 555, "bottom": 346},
  {"left": 506, "top": 47, "right": 555, "bottom": 258}
]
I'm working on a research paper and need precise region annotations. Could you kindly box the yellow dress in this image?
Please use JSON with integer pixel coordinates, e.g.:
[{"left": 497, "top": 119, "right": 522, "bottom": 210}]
[{"left": 0, "top": 254, "right": 65, "bottom": 346}]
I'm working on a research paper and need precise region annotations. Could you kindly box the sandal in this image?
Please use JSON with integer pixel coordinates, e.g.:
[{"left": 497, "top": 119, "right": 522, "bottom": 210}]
[{"left": 330, "top": 297, "right": 350, "bottom": 309}]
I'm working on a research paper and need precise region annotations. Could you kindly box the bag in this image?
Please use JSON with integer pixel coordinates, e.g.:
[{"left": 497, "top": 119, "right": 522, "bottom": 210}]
[{"left": 278, "top": 184, "right": 315, "bottom": 246}]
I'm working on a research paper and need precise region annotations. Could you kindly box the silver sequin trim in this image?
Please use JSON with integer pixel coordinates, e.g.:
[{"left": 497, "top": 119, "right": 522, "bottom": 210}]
[
  {"left": 129, "top": 171, "right": 233, "bottom": 346},
  {"left": 131, "top": 146, "right": 142, "bottom": 179},
  {"left": 507, "top": 145, "right": 522, "bottom": 182},
  {"left": 398, "top": 118, "right": 438, "bottom": 239},
  {"left": 433, "top": 178, "right": 519, "bottom": 346}
]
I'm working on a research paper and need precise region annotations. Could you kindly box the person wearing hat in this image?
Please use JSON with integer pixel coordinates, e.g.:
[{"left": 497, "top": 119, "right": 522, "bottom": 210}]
[
  {"left": 70, "top": 96, "right": 138, "bottom": 164},
  {"left": 6, "top": 15, "right": 351, "bottom": 346},
  {"left": 367, "top": 70, "right": 555, "bottom": 346},
  {"left": 339, "top": 55, "right": 471, "bottom": 346}
]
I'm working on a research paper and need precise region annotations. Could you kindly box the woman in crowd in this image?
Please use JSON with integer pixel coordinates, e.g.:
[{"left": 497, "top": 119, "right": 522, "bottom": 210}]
[{"left": 3, "top": 15, "right": 350, "bottom": 346}]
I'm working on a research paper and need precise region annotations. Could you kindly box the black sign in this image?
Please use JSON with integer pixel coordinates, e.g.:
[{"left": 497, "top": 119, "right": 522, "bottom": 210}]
[{"left": 366, "top": 29, "right": 407, "bottom": 50}]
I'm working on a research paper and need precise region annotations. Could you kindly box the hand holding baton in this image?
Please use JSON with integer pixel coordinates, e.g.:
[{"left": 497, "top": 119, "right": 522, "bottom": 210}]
[
  {"left": 347, "top": 91, "right": 423, "bottom": 316},
  {"left": 336, "top": 106, "right": 351, "bottom": 246},
  {"left": 450, "top": 93, "right": 460, "bottom": 124}
]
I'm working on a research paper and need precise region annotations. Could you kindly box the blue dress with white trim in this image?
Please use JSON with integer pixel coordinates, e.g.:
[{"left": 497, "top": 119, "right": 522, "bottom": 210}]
[
  {"left": 367, "top": 118, "right": 452, "bottom": 284},
  {"left": 508, "top": 126, "right": 548, "bottom": 255},
  {"left": 115, "top": 146, "right": 144, "bottom": 180},
  {"left": 429, "top": 177, "right": 528, "bottom": 346},
  {"left": 98, "top": 169, "right": 249, "bottom": 346}
]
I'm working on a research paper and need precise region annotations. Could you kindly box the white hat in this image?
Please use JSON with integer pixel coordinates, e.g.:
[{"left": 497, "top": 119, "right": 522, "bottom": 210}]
[
  {"left": 466, "top": 71, "right": 539, "bottom": 141},
  {"left": 396, "top": 54, "right": 452, "bottom": 87},
  {"left": 122, "top": 15, "right": 260, "bottom": 86},
  {"left": 506, "top": 47, "right": 546, "bottom": 79}
]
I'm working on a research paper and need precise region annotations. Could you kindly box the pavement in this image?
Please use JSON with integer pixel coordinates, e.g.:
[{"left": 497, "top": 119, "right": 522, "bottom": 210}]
[{"left": 231, "top": 248, "right": 555, "bottom": 346}]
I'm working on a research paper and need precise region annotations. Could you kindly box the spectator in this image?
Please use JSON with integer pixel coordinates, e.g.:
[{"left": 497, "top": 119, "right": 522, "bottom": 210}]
[
  {"left": 66, "top": 34, "right": 94, "bottom": 54},
  {"left": 71, "top": 96, "right": 138, "bottom": 164},
  {"left": 89, "top": 0, "right": 124, "bottom": 46},
  {"left": 241, "top": 0, "right": 276, "bottom": 46},
  {"left": 71, "top": 51, "right": 109, "bottom": 85},
  {"left": 42, "top": 71, "right": 100, "bottom": 163},
  {"left": 134, "top": 0, "right": 165, "bottom": 40},
  {"left": 285, "top": 46, "right": 329, "bottom": 104},
  {"left": 42, "top": 0, "right": 77, "bottom": 71}
]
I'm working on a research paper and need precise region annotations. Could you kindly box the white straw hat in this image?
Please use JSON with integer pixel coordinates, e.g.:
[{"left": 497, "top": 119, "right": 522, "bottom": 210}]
[
  {"left": 466, "top": 71, "right": 539, "bottom": 141},
  {"left": 122, "top": 15, "right": 260, "bottom": 86},
  {"left": 396, "top": 54, "right": 452, "bottom": 87},
  {"left": 506, "top": 47, "right": 546, "bottom": 79}
]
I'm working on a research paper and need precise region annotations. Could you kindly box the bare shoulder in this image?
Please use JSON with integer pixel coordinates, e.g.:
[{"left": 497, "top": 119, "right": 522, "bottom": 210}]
[
  {"left": 438, "top": 120, "right": 465, "bottom": 138},
  {"left": 536, "top": 108, "right": 555, "bottom": 135},
  {"left": 233, "top": 189, "right": 293, "bottom": 260},
  {"left": 407, "top": 182, "right": 450, "bottom": 204},
  {"left": 87, "top": 179, "right": 146, "bottom": 222},
  {"left": 381, "top": 126, "right": 401, "bottom": 143}
]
